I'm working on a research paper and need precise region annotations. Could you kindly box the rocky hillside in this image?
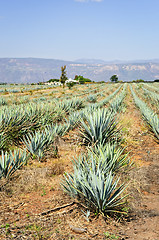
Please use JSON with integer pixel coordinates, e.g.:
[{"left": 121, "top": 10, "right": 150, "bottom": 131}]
[{"left": 0, "top": 58, "right": 159, "bottom": 83}]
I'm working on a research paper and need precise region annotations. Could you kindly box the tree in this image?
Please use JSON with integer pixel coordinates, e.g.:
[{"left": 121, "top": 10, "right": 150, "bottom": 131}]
[
  {"left": 74, "top": 75, "right": 78, "bottom": 80},
  {"left": 60, "top": 65, "right": 67, "bottom": 87},
  {"left": 74, "top": 75, "right": 92, "bottom": 84},
  {"left": 110, "top": 75, "right": 118, "bottom": 83},
  {"left": 78, "top": 76, "right": 85, "bottom": 84}
]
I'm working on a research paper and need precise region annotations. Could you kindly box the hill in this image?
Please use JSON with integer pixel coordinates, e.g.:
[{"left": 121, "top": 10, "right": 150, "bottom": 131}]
[{"left": 0, "top": 58, "right": 159, "bottom": 83}]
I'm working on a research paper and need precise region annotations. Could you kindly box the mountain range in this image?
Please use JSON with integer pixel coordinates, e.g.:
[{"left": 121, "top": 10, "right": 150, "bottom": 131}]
[{"left": 0, "top": 57, "right": 159, "bottom": 83}]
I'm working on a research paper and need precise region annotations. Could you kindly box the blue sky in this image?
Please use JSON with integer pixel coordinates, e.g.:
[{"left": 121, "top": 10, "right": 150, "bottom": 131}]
[{"left": 0, "top": 0, "right": 159, "bottom": 61}]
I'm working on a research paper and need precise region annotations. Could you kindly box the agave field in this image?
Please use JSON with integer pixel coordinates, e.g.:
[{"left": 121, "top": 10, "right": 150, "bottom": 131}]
[{"left": 0, "top": 82, "right": 158, "bottom": 239}]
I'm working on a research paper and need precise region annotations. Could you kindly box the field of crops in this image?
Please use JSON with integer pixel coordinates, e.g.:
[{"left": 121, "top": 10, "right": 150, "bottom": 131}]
[{"left": 0, "top": 82, "right": 159, "bottom": 239}]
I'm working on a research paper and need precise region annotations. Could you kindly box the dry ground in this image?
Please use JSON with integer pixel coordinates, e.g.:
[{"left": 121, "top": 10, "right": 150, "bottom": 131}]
[{"left": 0, "top": 84, "right": 159, "bottom": 239}]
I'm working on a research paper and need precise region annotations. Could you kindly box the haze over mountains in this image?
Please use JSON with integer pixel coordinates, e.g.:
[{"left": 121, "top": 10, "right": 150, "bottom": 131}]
[{"left": 0, "top": 58, "right": 159, "bottom": 84}]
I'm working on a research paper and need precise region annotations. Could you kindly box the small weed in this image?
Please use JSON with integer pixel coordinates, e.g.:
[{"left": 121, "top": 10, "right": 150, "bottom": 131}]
[
  {"left": 55, "top": 228, "right": 59, "bottom": 233},
  {"left": 122, "top": 127, "right": 129, "bottom": 134},
  {"left": 104, "top": 232, "right": 119, "bottom": 239},
  {"left": 57, "top": 219, "right": 61, "bottom": 224},
  {"left": 5, "top": 224, "right": 10, "bottom": 230},
  {"left": 41, "top": 186, "right": 46, "bottom": 196},
  {"left": 50, "top": 186, "right": 55, "bottom": 191},
  {"left": 25, "top": 224, "right": 34, "bottom": 230}
]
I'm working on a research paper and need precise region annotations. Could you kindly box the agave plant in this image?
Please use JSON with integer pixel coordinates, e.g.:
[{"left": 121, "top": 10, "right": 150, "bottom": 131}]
[
  {"left": 0, "top": 108, "right": 41, "bottom": 146},
  {"left": 69, "top": 143, "right": 130, "bottom": 182},
  {"left": 79, "top": 108, "right": 119, "bottom": 146},
  {"left": 62, "top": 143, "right": 129, "bottom": 215},
  {"left": 86, "top": 95, "right": 97, "bottom": 103},
  {"left": 0, "top": 98, "right": 7, "bottom": 106},
  {"left": 56, "top": 98, "right": 84, "bottom": 114},
  {"left": 22, "top": 128, "right": 54, "bottom": 160},
  {"left": 62, "top": 170, "right": 127, "bottom": 214},
  {"left": 0, "top": 149, "right": 28, "bottom": 179},
  {"left": 67, "top": 112, "right": 81, "bottom": 130},
  {"left": 45, "top": 122, "right": 70, "bottom": 137},
  {"left": 89, "top": 143, "right": 131, "bottom": 173}
]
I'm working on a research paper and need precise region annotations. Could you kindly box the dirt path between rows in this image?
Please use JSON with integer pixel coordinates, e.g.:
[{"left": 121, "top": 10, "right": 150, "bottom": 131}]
[{"left": 118, "top": 85, "right": 159, "bottom": 239}]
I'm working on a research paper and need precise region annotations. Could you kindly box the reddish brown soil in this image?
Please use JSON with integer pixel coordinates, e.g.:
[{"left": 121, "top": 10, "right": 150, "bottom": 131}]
[{"left": 0, "top": 85, "right": 159, "bottom": 239}]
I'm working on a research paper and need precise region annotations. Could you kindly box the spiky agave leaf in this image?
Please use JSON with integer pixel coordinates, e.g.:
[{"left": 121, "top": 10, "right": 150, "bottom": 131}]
[
  {"left": 0, "top": 132, "right": 8, "bottom": 151},
  {"left": 79, "top": 108, "right": 119, "bottom": 146},
  {"left": 62, "top": 170, "right": 127, "bottom": 214},
  {"left": 45, "top": 123, "right": 70, "bottom": 137},
  {"left": 22, "top": 128, "right": 54, "bottom": 160},
  {"left": 0, "top": 149, "right": 28, "bottom": 179},
  {"left": 56, "top": 98, "right": 84, "bottom": 114},
  {"left": 89, "top": 143, "right": 131, "bottom": 173},
  {"left": 62, "top": 147, "right": 129, "bottom": 215}
]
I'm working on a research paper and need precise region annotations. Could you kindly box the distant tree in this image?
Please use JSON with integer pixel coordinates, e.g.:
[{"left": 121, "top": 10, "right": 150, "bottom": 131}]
[
  {"left": 132, "top": 79, "right": 144, "bottom": 83},
  {"left": 110, "top": 75, "right": 118, "bottom": 83},
  {"left": 74, "top": 75, "right": 92, "bottom": 84},
  {"left": 74, "top": 75, "right": 78, "bottom": 80},
  {"left": 0, "top": 82, "right": 7, "bottom": 85},
  {"left": 136, "top": 79, "right": 144, "bottom": 82},
  {"left": 98, "top": 81, "right": 105, "bottom": 83},
  {"left": 60, "top": 65, "right": 67, "bottom": 87},
  {"left": 154, "top": 79, "right": 159, "bottom": 82},
  {"left": 84, "top": 78, "right": 92, "bottom": 83},
  {"left": 47, "top": 79, "right": 59, "bottom": 83}
]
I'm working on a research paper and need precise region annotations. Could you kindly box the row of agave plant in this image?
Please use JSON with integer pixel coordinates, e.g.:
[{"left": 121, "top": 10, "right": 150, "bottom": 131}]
[
  {"left": 6, "top": 84, "right": 125, "bottom": 158},
  {"left": 0, "top": 85, "right": 104, "bottom": 179},
  {"left": 64, "top": 84, "right": 127, "bottom": 131},
  {"left": 0, "top": 84, "right": 55, "bottom": 93},
  {"left": 0, "top": 97, "right": 86, "bottom": 151},
  {"left": 62, "top": 85, "right": 129, "bottom": 215},
  {"left": 141, "top": 86, "right": 159, "bottom": 107},
  {"left": 130, "top": 85, "right": 159, "bottom": 140},
  {"left": 0, "top": 83, "right": 121, "bottom": 151},
  {"left": 0, "top": 122, "right": 71, "bottom": 180},
  {"left": 0, "top": 84, "right": 126, "bottom": 188},
  {"left": 0, "top": 83, "right": 109, "bottom": 107},
  {"left": 62, "top": 103, "right": 131, "bottom": 216},
  {"left": 109, "top": 84, "right": 127, "bottom": 112},
  {"left": 98, "top": 85, "right": 122, "bottom": 108},
  {"left": 143, "top": 83, "right": 159, "bottom": 93}
]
